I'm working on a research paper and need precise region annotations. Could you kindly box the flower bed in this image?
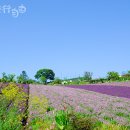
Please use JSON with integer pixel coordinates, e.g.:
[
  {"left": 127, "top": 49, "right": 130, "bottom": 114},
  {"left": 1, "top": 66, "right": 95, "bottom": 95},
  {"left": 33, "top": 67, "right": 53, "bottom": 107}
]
[
  {"left": 0, "top": 83, "right": 29, "bottom": 129},
  {"left": 29, "top": 85, "right": 130, "bottom": 127}
]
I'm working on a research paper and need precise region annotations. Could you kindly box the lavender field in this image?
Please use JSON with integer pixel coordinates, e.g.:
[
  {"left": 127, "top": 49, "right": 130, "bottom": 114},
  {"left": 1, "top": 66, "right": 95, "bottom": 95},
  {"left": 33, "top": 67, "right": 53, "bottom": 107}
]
[
  {"left": 29, "top": 84, "right": 130, "bottom": 127},
  {"left": 65, "top": 84, "right": 130, "bottom": 99},
  {"left": 97, "top": 81, "right": 130, "bottom": 87}
]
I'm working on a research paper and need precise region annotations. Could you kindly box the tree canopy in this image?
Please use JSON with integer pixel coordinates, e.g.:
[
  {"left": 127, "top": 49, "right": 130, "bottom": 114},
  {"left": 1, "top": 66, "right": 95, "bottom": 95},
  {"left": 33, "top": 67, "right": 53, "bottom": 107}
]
[
  {"left": 107, "top": 71, "right": 120, "bottom": 81},
  {"left": 17, "top": 71, "right": 29, "bottom": 84},
  {"left": 35, "top": 69, "right": 55, "bottom": 84},
  {"left": 84, "top": 71, "right": 93, "bottom": 81}
]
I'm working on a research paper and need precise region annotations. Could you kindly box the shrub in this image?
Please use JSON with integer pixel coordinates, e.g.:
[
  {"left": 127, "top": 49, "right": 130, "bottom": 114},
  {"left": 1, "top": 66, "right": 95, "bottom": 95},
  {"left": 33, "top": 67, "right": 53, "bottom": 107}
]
[
  {"left": 53, "top": 78, "right": 62, "bottom": 85},
  {"left": 107, "top": 71, "right": 120, "bottom": 81},
  {"left": 2, "top": 83, "right": 19, "bottom": 100},
  {"left": 0, "top": 83, "right": 28, "bottom": 130},
  {"left": 27, "top": 117, "right": 45, "bottom": 130},
  {"left": 68, "top": 112, "right": 94, "bottom": 130},
  {"left": 17, "top": 71, "right": 29, "bottom": 84},
  {"left": 47, "top": 106, "right": 55, "bottom": 112},
  {"left": 1, "top": 83, "right": 28, "bottom": 108},
  {"left": 54, "top": 110, "right": 95, "bottom": 130},
  {"left": 121, "top": 74, "right": 130, "bottom": 80},
  {"left": 55, "top": 110, "right": 69, "bottom": 130}
]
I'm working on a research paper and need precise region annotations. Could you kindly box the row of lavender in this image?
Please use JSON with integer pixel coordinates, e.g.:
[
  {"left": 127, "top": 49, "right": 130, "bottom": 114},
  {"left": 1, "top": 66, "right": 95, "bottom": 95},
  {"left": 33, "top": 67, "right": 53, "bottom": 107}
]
[
  {"left": 65, "top": 82, "right": 130, "bottom": 99},
  {"left": 29, "top": 84, "right": 130, "bottom": 127},
  {"left": 97, "top": 81, "right": 130, "bottom": 87}
]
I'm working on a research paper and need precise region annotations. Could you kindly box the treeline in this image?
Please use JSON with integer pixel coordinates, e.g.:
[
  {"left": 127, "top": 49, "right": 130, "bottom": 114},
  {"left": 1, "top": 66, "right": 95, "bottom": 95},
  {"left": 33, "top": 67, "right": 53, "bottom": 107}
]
[
  {"left": 0, "top": 69, "right": 130, "bottom": 85},
  {"left": 0, "top": 69, "right": 55, "bottom": 84},
  {"left": 87, "top": 70, "right": 130, "bottom": 84},
  {"left": 63, "top": 70, "right": 130, "bottom": 85},
  {"left": 0, "top": 71, "right": 35, "bottom": 84}
]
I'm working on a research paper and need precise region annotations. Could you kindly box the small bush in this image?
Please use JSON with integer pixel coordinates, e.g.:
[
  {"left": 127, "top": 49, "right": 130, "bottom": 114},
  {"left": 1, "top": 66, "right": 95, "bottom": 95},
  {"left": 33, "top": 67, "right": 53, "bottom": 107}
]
[
  {"left": 47, "top": 106, "right": 55, "bottom": 112},
  {"left": 2, "top": 83, "right": 19, "bottom": 100},
  {"left": 68, "top": 112, "right": 95, "bottom": 130},
  {"left": 54, "top": 110, "right": 95, "bottom": 130},
  {"left": 53, "top": 78, "right": 62, "bottom": 85}
]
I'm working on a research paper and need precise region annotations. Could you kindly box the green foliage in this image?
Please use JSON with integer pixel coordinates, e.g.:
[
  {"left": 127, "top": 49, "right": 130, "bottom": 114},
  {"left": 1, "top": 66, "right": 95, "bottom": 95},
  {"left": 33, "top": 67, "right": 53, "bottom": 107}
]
[
  {"left": 27, "top": 117, "right": 45, "bottom": 130},
  {"left": 95, "top": 123, "right": 128, "bottom": 130},
  {"left": 47, "top": 106, "right": 55, "bottom": 112},
  {"left": 90, "top": 78, "right": 107, "bottom": 84},
  {"left": 27, "top": 103, "right": 129, "bottom": 130},
  {"left": 68, "top": 111, "right": 95, "bottom": 130},
  {"left": 1, "top": 72, "right": 8, "bottom": 82},
  {"left": 121, "top": 70, "right": 130, "bottom": 81},
  {"left": 0, "top": 83, "right": 28, "bottom": 130},
  {"left": 1, "top": 83, "right": 28, "bottom": 106},
  {"left": 27, "top": 95, "right": 55, "bottom": 130},
  {"left": 0, "top": 107, "right": 23, "bottom": 130},
  {"left": 8, "top": 74, "right": 16, "bottom": 82},
  {"left": 27, "top": 116, "right": 56, "bottom": 130},
  {"left": 2, "top": 83, "right": 19, "bottom": 100},
  {"left": 17, "top": 71, "right": 29, "bottom": 84},
  {"left": 55, "top": 110, "right": 69, "bottom": 130},
  {"left": 54, "top": 110, "right": 96, "bottom": 130},
  {"left": 53, "top": 78, "right": 62, "bottom": 85},
  {"left": 40, "top": 76, "right": 47, "bottom": 84},
  {"left": 71, "top": 80, "right": 80, "bottom": 85},
  {"left": 1, "top": 72, "right": 16, "bottom": 83},
  {"left": 35, "top": 68, "right": 55, "bottom": 84},
  {"left": 28, "top": 109, "right": 96, "bottom": 130},
  {"left": 103, "top": 116, "right": 117, "bottom": 124},
  {"left": 84, "top": 71, "right": 93, "bottom": 81},
  {"left": 26, "top": 79, "right": 36, "bottom": 84},
  {"left": 98, "top": 78, "right": 107, "bottom": 83},
  {"left": 107, "top": 71, "right": 120, "bottom": 81}
]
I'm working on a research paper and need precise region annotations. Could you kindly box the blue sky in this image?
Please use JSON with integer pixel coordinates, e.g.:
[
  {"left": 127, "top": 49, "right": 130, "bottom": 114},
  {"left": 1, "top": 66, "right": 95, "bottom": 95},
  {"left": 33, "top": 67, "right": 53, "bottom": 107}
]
[{"left": 0, "top": 0, "right": 130, "bottom": 79}]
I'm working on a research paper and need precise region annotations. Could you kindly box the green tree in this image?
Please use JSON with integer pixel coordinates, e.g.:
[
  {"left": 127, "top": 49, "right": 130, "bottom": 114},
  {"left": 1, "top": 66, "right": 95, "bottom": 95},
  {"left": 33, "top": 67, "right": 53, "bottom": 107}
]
[
  {"left": 40, "top": 76, "right": 46, "bottom": 84},
  {"left": 17, "top": 71, "right": 29, "bottom": 84},
  {"left": 35, "top": 69, "right": 55, "bottom": 84},
  {"left": 121, "top": 70, "right": 130, "bottom": 80},
  {"left": 107, "top": 71, "right": 120, "bottom": 81},
  {"left": 1, "top": 72, "right": 8, "bottom": 82},
  {"left": 7, "top": 74, "right": 15, "bottom": 82},
  {"left": 84, "top": 71, "right": 93, "bottom": 81},
  {"left": 1, "top": 72, "right": 15, "bottom": 83}
]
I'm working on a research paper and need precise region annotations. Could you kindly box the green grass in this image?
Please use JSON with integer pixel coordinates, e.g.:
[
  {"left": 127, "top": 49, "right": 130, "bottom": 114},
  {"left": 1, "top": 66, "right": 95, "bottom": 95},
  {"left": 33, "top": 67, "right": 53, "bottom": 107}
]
[
  {"left": 116, "top": 112, "right": 130, "bottom": 121},
  {"left": 103, "top": 116, "right": 117, "bottom": 124}
]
